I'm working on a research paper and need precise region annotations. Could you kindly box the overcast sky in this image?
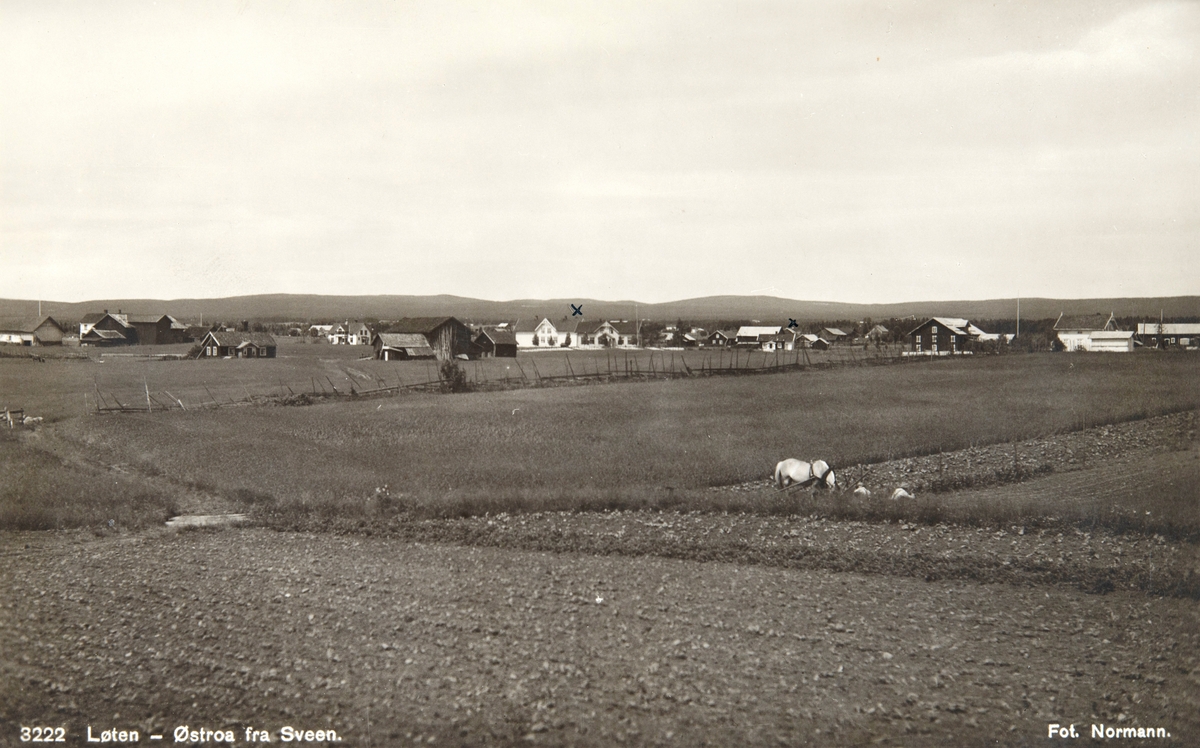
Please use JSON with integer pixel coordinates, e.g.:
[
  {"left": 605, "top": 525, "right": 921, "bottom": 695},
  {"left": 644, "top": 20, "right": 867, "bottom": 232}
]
[{"left": 2, "top": 1, "right": 1196, "bottom": 304}]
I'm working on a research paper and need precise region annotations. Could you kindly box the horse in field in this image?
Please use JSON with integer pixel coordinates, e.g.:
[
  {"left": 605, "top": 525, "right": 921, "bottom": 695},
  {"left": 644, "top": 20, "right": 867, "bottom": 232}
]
[{"left": 774, "top": 459, "right": 837, "bottom": 490}]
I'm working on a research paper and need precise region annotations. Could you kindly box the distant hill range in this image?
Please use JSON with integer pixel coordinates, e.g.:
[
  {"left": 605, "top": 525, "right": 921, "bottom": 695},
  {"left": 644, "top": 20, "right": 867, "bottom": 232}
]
[{"left": 1, "top": 294, "right": 1197, "bottom": 326}]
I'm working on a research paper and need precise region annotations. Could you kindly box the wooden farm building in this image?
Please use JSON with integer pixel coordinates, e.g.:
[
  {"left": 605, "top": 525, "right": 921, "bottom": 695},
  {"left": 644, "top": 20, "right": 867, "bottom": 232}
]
[
  {"left": 373, "top": 333, "right": 436, "bottom": 360},
  {"left": 907, "top": 317, "right": 994, "bottom": 355},
  {"left": 381, "top": 317, "right": 473, "bottom": 359},
  {"left": 822, "top": 327, "right": 850, "bottom": 344},
  {"left": 128, "top": 314, "right": 189, "bottom": 345},
  {"left": 81, "top": 328, "right": 129, "bottom": 346},
  {"left": 78, "top": 311, "right": 186, "bottom": 345},
  {"left": 799, "top": 333, "right": 829, "bottom": 349},
  {"left": 474, "top": 327, "right": 518, "bottom": 358},
  {"left": 707, "top": 330, "right": 735, "bottom": 347},
  {"left": 734, "top": 326, "right": 781, "bottom": 347},
  {"left": 1136, "top": 323, "right": 1200, "bottom": 349},
  {"left": 0, "top": 316, "right": 65, "bottom": 346},
  {"left": 79, "top": 311, "right": 135, "bottom": 345},
  {"left": 198, "top": 331, "right": 278, "bottom": 358},
  {"left": 680, "top": 328, "right": 708, "bottom": 347},
  {"left": 1053, "top": 313, "right": 1125, "bottom": 352}
]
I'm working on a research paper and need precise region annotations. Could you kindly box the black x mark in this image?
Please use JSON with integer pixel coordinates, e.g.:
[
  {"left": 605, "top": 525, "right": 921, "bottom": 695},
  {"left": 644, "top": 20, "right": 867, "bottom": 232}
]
[
  {"left": 788, "top": 318, "right": 798, "bottom": 328},
  {"left": 571, "top": 304, "right": 583, "bottom": 316}
]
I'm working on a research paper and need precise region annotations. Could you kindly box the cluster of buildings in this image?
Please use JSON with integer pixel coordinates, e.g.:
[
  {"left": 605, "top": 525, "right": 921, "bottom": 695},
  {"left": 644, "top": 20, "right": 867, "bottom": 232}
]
[
  {"left": 77, "top": 310, "right": 191, "bottom": 346},
  {"left": 0, "top": 309, "right": 1196, "bottom": 358}
]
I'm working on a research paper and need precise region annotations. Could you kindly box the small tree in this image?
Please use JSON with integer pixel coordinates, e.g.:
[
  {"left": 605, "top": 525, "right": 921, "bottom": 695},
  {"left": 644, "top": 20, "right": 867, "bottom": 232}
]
[
  {"left": 532, "top": 333, "right": 540, "bottom": 347},
  {"left": 439, "top": 359, "right": 470, "bottom": 393}
]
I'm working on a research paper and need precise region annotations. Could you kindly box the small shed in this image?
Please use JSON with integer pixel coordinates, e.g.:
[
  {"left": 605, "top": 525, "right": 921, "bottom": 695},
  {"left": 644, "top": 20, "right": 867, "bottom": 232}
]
[
  {"left": 373, "top": 333, "right": 436, "bottom": 360},
  {"left": 199, "top": 331, "right": 278, "bottom": 358},
  {"left": 822, "top": 327, "right": 850, "bottom": 343},
  {"left": 475, "top": 328, "right": 518, "bottom": 358},
  {"left": 799, "top": 333, "right": 828, "bottom": 350},
  {"left": 866, "top": 324, "right": 889, "bottom": 342},
  {"left": 681, "top": 328, "right": 708, "bottom": 347}
]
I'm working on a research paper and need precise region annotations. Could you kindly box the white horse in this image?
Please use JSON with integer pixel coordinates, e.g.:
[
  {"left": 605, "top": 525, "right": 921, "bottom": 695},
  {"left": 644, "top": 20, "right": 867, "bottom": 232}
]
[{"left": 774, "top": 459, "right": 837, "bottom": 490}]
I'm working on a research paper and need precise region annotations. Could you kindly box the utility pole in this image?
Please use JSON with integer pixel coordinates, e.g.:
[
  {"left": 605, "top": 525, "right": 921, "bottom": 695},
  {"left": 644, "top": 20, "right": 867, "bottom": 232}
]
[
  {"left": 1016, "top": 296, "right": 1020, "bottom": 338},
  {"left": 635, "top": 303, "right": 640, "bottom": 348}
]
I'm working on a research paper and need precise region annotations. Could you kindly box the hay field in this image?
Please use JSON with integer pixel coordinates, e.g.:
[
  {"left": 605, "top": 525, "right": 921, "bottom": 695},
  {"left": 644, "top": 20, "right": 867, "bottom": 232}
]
[
  {"left": 0, "top": 339, "right": 898, "bottom": 421},
  {"left": 6, "top": 351, "right": 1195, "bottom": 530}
]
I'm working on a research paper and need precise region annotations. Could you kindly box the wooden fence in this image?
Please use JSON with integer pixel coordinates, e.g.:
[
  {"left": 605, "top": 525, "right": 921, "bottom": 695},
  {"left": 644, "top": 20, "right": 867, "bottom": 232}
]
[{"left": 88, "top": 347, "right": 920, "bottom": 414}]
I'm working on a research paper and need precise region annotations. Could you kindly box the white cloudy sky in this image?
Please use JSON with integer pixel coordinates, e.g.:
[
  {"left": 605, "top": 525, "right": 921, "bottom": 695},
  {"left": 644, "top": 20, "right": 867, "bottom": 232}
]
[{"left": 1, "top": 1, "right": 1197, "bottom": 304}]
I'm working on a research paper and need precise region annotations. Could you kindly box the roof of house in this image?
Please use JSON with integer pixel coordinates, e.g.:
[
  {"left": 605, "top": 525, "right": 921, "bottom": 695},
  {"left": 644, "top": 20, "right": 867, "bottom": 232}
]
[
  {"left": 708, "top": 329, "right": 734, "bottom": 338},
  {"left": 907, "top": 317, "right": 969, "bottom": 336},
  {"left": 385, "top": 317, "right": 463, "bottom": 334},
  {"left": 905, "top": 317, "right": 996, "bottom": 339},
  {"left": 375, "top": 332, "right": 433, "bottom": 347},
  {"left": 823, "top": 327, "right": 849, "bottom": 337},
  {"left": 1136, "top": 323, "right": 1200, "bottom": 335},
  {"left": 127, "top": 314, "right": 171, "bottom": 324},
  {"left": 555, "top": 318, "right": 580, "bottom": 334},
  {"left": 1054, "top": 313, "right": 1116, "bottom": 332},
  {"left": 82, "top": 328, "right": 128, "bottom": 340},
  {"left": 757, "top": 333, "right": 777, "bottom": 342},
  {"left": 799, "top": 333, "right": 823, "bottom": 342},
  {"left": 203, "top": 331, "right": 278, "bottom": 347},
  {"left": 80, "top": 312, "right": 133, "bottom": 328},
  {"left": 476, "top": 328, "right": 518, "bottom": 346},
  {"left": 736, "top": 326, "right": 781, "bottom": 338},
  {"left": 0, "top": 316, "right": 64, "bottom": 334},
  {"left": 610, "top": 320, "right": 640, "bottom": 335}
]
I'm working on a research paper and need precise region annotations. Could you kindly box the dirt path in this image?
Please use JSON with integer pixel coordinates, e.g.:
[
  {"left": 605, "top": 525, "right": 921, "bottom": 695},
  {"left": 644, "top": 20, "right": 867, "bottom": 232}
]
[{"left": 2, "top": 529, "right": 1198, "bottom": 747}]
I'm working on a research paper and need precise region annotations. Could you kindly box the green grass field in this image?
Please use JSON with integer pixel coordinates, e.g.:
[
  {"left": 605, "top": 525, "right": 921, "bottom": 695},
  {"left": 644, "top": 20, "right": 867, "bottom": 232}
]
[
  {"left": 3, "top": 350, "right": 1191, "bottom": 533},
  {"left": 0, "top": 339, "right": 898, "bottom": 421}
]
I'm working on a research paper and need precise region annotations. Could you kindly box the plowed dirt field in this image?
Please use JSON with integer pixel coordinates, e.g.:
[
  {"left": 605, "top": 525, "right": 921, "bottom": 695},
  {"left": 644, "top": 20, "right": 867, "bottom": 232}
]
[{"left": 2, "top": 528, "right": 1198, "bottom": 747}]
